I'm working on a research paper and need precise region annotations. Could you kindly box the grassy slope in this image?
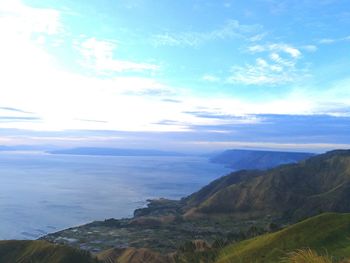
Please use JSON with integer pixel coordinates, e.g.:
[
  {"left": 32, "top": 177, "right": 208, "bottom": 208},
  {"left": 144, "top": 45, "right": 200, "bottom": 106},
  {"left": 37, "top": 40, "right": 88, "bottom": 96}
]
[
  {"left": 97, "top": 247, "right": 174, "bottom": 263},
  {"left": 217, "top": 213, "right": 350, "bottom": 263},
  {"left": 183, "top": 170, "right": 264, "bottom": 209},
  {"left": 0, "top": 240, "right": 98, "bottom": 263},
  {"left": 190, "top": 150, "right": 350, "bottom": 221}
]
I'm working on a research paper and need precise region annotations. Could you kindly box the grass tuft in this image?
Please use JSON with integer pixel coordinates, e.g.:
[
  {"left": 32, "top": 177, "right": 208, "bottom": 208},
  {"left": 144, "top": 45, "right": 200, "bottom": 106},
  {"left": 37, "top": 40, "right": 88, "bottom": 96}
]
[{"left": 284, "top": 249, "right": 333, "bottom": 263}]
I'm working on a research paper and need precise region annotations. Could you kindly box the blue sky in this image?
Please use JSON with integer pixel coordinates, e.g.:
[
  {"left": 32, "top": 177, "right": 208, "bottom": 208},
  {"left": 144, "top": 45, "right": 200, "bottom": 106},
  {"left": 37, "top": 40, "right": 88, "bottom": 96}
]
[{"left": 0, "top": 0, "right": 350, "bottom": 152}]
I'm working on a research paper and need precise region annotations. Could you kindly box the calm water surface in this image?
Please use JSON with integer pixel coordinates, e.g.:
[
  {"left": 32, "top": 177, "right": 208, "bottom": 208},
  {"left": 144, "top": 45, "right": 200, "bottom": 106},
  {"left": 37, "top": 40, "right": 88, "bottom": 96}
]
[{"left": 0, "top": 152, "right": 230, "bottom": 239}]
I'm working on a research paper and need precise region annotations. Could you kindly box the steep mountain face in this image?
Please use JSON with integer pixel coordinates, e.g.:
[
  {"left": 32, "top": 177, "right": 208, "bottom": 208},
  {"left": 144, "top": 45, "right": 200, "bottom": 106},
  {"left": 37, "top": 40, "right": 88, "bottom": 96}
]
[
  {"left": 185, "top": 150, "right": 350, "bottom": 221},
  {"left": 182, "top": 169, "right": 264, "bottom": 209},
  {"left": 216, "top": 213, "right": 350, "bottom": 263},
  {"left": 210, "top": 149, "right": 315, "bottom": 170}
]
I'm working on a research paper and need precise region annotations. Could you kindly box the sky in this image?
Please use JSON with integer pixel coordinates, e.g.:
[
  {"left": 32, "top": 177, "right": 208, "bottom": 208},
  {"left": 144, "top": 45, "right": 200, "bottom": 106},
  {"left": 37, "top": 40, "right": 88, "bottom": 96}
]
[{"left": 0, "top": 0, "right": 350, "bottom": 152}]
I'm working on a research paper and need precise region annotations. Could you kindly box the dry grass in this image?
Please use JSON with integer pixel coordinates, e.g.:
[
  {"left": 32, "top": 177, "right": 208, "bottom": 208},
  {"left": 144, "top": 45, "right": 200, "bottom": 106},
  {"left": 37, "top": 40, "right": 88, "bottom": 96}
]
[{"left": 284, "top": 249, "right": 333, "bottom": 263}]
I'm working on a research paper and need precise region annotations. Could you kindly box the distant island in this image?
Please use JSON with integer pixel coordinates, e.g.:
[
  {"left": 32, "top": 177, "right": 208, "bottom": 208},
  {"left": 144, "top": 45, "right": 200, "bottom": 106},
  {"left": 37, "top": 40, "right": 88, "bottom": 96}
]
[
  {"left": 210, "top": 149, "right": 315, "bottom": 170},
  {"left": 49, "top": 147, "right": 186, "bottom": 157},
  {"left": 0, "top": 145, "right": 58, "bottom": 152},
  {"left": 49, "top": 148, "right": 315, "bottom": 170}
]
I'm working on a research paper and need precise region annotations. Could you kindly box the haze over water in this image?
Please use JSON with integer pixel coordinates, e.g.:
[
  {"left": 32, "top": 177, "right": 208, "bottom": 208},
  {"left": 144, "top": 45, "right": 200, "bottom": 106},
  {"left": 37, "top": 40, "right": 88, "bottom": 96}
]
[{"left": 0, "top": 152, "right": 230, "bottom": 240}]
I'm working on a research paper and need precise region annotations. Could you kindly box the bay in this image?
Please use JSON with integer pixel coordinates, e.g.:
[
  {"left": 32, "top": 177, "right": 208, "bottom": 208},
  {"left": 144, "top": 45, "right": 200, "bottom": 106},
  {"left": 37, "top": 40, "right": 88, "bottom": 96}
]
[{"left": 0, "top": 152, "right": 230, "bottom": 239}]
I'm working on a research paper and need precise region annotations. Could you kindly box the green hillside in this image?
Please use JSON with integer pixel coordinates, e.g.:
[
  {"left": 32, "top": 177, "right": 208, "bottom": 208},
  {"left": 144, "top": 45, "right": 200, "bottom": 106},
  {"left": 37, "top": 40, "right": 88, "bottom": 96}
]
[
  {"left": 217, "top": 213, "right": 350, "bottom": 263},
  {"left": 183, "top": 169, "right": 263, "bottom": 209},
  {"left": 0, "top": 240, "right": 98, "bottom": 263},
  {"left": 185, "top": 150, "right": 350, "bottom": 221},
  {"left": 97, "top": 247, "right": 175, "bottom": 263}
]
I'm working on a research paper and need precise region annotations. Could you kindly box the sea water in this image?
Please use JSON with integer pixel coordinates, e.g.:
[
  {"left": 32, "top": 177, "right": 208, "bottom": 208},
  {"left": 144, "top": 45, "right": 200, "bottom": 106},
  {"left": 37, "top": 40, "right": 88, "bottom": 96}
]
[{"left": 0, "top": 152, "right": 230, "bottom": 239}]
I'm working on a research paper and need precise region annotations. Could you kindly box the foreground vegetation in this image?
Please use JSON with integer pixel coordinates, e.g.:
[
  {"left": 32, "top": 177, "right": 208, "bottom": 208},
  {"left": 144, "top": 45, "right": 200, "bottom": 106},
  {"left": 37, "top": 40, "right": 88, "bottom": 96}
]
[
  {"left": 4, "top": 213, "right": 350, "bottom": 262},
  {"left": 284, "top": 249, "right": 334, "bottom": 263},
  {"left": 0, "top": 240, "right": 98, "bottom": 263},
  {"left": 217, "top": 213, "right": 350, "bottom": 263}
]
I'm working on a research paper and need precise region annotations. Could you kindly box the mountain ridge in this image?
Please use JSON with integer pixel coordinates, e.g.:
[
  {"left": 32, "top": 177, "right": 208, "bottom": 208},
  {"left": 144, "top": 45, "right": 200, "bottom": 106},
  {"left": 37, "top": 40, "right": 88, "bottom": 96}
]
[
  {"left": 185, "top": 150, "right": 350, "bottom": 221},
  {"left": 210, "top": 149, "right": 315, "bottom": 170}
]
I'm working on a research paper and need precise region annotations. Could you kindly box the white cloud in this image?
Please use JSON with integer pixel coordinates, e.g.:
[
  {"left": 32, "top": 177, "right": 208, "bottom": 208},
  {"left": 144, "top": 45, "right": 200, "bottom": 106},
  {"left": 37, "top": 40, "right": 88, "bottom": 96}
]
[
  {"left": 319, "top": 36, "right": 350, "bottom": 45},
  {"left": 0, "top": 0, "right": 61, "bottom": 95},
  {"left": 0, "top": 0, "right": 349, "bottom": 137},
  {"left": 248, "top": 45, "right": 266, "bottom": 52},
  {"left": 0, "top": 1, "right": 170, "bottom": 132},
  {"left": 227, "top": 57, "right": 298, "bottom": 85},
  {"left": 0, "top": 0, "right": 62, "bottom": 36},
  {"left": 256, "top": 58, "right": 269, "bottom": 67},
  {"left": 228, "top": 43, "right": 304, "bottom": 85},
  {"left": 248, "top": 43, "right": 302, "bottom": 58},
  {"left": 320, "top": 38, "right": 335, "bottom": 44},
  {"left": 280, "top": 45, "right": 301, "bottom": 58},
  {"left": 151, "top": 19, "right": 261, "bottom": 47},
  {"left": 77, "top": 38, "right": 159, "bottom": 73},
  {"left": 79, "top": 38, "right": 116, "bottom": 61}
]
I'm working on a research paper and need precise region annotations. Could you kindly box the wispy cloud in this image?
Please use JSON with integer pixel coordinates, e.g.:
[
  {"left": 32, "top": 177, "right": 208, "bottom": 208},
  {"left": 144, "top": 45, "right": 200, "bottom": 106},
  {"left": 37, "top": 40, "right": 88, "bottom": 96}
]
[
  {"left": 1, "top": 0, "right": 350, "bottom": 148},
  {"left": 1, "top": 113, "right": 349, "bottom": 153},
  {"left": 151, "top": 19, "right": 262, "bottom": 47},
  {"left": 76, "top": 37, "right": 159, "bottom": 73},
  {"left": 0, "top": 106, "right": 40, "bottom": 124},
  {"left": 183, "top": 111, "right": 263, "bottom": 124},
  {"left": 227, "top": 43, "right": 306, "bottom": 85},
  {"left": 0, "top": 116, "right": 41, "bottom": 122},
  {"left": 201, "top": 42, "right": 315, "bottom": 86},
  {"left": 161, "top": 99, "right": 182, "bottom": 103},
  {"left": 247, "top": 43, "right": 302, "bottom": 58},
  {"left": 227, "top": 57, "right": 297, "bottom": 85},
  {"left": 76, "top": 119, "right": 108, "bottom": 124},
  {"left": 0, "top": 0, "right": 62, "bottom": 36},
  {"left": 0, "top": 106, "right": 33, "bottom": 114},
  {"left": 319, "top": 36, "right": 350, "bottom": 44}
]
